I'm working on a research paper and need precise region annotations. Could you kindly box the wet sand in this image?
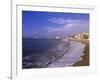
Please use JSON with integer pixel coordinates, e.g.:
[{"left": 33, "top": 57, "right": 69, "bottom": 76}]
[
  {"left": 47, "top": 41, "right": 85, "bottom": 67},
  {"left": 68, "top": 38, "right": 89, "bottom": 66}
]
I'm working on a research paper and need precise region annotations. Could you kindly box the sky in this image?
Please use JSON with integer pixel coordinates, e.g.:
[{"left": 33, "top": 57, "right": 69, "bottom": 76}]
[{"left": 22, "top": 11, "right": 89, "bottom": 38}]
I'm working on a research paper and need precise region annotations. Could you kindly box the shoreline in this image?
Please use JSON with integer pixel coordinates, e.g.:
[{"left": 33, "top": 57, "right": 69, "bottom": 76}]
[
  {"left": 23, "top": 38, "right": 89, "bottom": 68},
  {"left": 47, "top": 40, "right": 85, "bottom": 67},
  {"left": 68, "top": 38, "right": 89, "bottom": 66}
]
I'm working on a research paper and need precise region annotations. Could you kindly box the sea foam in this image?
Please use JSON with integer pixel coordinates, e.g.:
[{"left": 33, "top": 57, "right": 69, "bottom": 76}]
[{"left": 47, "top": 41, "right": 86, "bottom": 67}]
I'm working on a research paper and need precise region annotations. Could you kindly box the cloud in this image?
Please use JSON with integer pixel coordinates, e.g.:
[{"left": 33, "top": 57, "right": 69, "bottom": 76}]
[
  {"left": 48, "top": 18, "right": 68, "bottom": 24},
  {"left": 48, "top": 17, "right": 88, "bottom": 25},
  {"left": 47, "top": 18, "right": 89, "bottom": 36}
]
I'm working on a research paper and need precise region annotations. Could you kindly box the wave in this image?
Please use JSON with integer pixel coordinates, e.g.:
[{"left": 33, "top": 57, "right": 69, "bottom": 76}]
[
  {"left": 22, "top": 40, "right": 70, "bottom": 69},
  {"left": 47, "top": 41, "right": 86, "bottom": 67}
]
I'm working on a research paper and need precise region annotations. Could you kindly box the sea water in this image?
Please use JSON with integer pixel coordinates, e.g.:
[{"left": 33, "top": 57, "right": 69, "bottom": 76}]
[
  {"left": 23, "top": 38, "right": 63, "bottom": 57},
  {"left": 22, "top": 38, "right": 70, "bottom": 68}
]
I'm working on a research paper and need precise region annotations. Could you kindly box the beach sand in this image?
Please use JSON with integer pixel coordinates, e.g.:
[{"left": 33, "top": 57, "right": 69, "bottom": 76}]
[
  {"left": 68, "top": 38, "right": 89, "bottom": 66},
  {"left": 47, "top": 40, "right": 85, "bottom": 67}
]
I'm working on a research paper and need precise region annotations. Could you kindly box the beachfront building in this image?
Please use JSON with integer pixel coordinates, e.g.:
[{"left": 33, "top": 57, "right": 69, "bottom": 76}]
[
  {"left": 55, "top": 36, "right": 60, "bottom": 39},
  {"left": 73, "top": 32, "right": 89, "bottom": 39},
  {"left": 55, "top": 32, "right": 89, "bottom": 40}
]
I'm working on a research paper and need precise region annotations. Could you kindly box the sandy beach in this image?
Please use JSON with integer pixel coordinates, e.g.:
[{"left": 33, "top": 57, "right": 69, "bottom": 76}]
[
  {"left": 68, "top": 38, "right": 89, "bottom": 66},
  {"left": 47, "top": 40, "right": 86, "bottom": 67},
  {"left": 23, "top": 38, "right": 89, "bottom": 68}
]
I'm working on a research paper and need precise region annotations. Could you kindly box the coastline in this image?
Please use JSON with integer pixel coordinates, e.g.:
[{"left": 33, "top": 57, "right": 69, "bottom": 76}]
[
  {"left": 47, "top": 40, "right": 85, "bottom": 67},
  {"left": 68, "top": 38, "right": 89, "bottom": 66},
  {"left": 23, "top": 39, "right": 71, "bottom": 68},
  {"left": 23, "top": 38, "right": 89, "bottom": 68}
]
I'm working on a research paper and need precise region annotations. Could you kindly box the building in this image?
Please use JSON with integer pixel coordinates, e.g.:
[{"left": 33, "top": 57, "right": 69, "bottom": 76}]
[{"left": 73, "top": 32, "right": 89, "bottom": 39}]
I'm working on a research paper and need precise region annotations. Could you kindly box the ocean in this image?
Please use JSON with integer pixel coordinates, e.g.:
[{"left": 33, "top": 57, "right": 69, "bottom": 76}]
[
  {"left": 22, "top": 38, "right": 70, "bottom": 68},
  {"left": 22, "top": 38, "right": 63, "bottom": 57}
]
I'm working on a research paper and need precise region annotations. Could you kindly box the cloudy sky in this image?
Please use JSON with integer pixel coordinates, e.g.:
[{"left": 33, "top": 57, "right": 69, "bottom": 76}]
[{"left": 22, "top": 11, "right": 89, "bottom": 38}]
